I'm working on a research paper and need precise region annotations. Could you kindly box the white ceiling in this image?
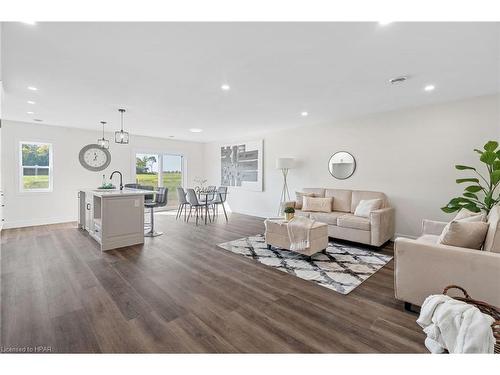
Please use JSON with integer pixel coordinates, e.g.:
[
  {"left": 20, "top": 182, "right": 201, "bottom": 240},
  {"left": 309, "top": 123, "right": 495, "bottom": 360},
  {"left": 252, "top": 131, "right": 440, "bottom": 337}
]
[{"left": 2, "top": 22, "right": 500, "bottom": 142}]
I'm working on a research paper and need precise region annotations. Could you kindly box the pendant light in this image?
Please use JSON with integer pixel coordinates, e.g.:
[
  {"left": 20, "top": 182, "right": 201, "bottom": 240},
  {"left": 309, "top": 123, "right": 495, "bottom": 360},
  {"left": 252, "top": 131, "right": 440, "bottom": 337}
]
[
  {"left": 97, "top": 121, "right": 109, "bottom": 149},
  {"left": 115, "top": 108, "right": 129, "bottom": 144}
]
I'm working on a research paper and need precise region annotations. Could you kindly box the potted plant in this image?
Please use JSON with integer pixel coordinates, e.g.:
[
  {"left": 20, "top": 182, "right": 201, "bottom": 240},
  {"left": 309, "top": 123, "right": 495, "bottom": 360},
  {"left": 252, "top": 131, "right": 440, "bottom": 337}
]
[
  {"left": 284, "top": 206, "right": 295, "bottom": 221},
  {"left": 442, "top": 140, "right": 500, "bottom": 214}
]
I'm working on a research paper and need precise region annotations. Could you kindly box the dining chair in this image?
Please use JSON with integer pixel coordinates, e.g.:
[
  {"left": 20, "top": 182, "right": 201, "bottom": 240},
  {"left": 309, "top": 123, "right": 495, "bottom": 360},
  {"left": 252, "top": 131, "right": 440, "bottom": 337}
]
[
  {"left": 186, "top": 188, "right": 208, "bottom": 226},
  {"left": 176, "top": 187, "right": 189, "bottom": 221},
  {"left": 144, "top": 187, "right": 168, "bottom": 237},
  {"left": 202, "top": 187, "right": 217, "bottom": 221},
  {"left": 210, "top": 186, "right": 228, "bottom": 222}
]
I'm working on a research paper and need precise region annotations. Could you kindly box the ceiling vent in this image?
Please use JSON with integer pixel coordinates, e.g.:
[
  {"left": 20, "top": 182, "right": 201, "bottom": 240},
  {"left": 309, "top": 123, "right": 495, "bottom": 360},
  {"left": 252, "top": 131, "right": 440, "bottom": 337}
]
[{"left": 389, "top": 76, "right": 409, "bottom": 84}]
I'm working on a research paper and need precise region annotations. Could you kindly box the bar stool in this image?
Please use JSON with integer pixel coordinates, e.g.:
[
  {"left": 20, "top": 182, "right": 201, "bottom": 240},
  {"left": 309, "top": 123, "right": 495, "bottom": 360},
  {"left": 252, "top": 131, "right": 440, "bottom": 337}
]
[{"left": 144, "top": 187, "right": 168, "bottom": 237}]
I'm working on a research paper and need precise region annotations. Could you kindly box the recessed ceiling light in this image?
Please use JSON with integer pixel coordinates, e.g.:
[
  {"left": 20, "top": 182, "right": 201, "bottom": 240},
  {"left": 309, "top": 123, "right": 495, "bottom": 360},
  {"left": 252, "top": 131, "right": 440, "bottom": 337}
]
[
  {"left": 424, "top": 84, "right": 436, "bottom": 92},
  {"left": 221, "top": 84, "right": 230, "bottom": 91},
  {"left": 301, "top": 111, "right": 308, "bottom": 117},
  {"left": 27, "top": 100, "right": 36, "bottom": 104},
  {"left": 28, "top": 86, "right": 38, "bottom": 91},
  {"left": 378, "top": 21, "right": 393, "bottom": 26},
  {"left": 27, "top": 111, "right": 34, "bottom": 114},
  {"left": 189, "top": 128, "right": 203, "bottom": 133}
]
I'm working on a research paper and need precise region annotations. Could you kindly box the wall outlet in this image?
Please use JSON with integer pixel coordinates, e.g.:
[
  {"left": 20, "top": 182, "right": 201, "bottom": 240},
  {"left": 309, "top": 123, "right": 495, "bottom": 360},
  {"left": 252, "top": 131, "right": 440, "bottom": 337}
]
[{"left": 134, "top": 199, "right": 140, "bottom": 207}]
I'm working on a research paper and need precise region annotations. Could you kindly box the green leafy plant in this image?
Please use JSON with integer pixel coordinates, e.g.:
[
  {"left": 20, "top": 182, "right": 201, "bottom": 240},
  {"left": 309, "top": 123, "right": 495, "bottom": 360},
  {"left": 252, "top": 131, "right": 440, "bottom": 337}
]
[
  {"left": 442, "top": 140, "right": 500, "bottom": 214},
  {"left": 284, "top": 206, "right": 295, "bottom": 214}
]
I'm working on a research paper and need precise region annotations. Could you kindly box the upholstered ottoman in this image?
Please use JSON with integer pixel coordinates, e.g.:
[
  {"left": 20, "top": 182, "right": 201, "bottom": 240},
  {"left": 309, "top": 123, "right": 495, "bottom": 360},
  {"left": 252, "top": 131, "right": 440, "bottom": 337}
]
[{"left": 264, "top": 218, "right": 329, "bottom": 256}]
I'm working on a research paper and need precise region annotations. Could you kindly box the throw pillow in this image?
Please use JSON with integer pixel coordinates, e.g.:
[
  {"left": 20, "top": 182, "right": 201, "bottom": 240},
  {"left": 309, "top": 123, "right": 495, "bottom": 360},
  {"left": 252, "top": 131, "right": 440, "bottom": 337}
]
[
  {"left": 302, "top": 197, "right": 333, "bottom": 213},
  {"left": 439, "top": 208, "right": 487, "bottom": 241},
  {"left": 353, "top": 199, "right": 383, "bottom": 218},
  {"left": 454, "top": 208, "right": 486, "bottom": 222},
  {"left": 295, "top": 192, "right": 315, "bottom": 210},
  {"left": 438, "top": 221, "right": 489, "bottom": 250}
]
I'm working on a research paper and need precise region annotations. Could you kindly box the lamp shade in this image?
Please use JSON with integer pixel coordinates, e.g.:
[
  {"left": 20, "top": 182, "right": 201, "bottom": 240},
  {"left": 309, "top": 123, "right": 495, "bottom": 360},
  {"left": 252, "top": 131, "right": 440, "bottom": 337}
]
[{"left": 276, "top": 157, "right": 295, "bottom": 169}]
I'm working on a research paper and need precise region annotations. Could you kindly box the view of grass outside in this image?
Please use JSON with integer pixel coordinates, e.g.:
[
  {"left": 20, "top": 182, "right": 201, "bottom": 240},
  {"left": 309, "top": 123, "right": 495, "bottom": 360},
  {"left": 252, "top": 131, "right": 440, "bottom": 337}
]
[
  {"left": 136, "top": 153, "right": 183, "bottom": 208},
  {"left": 23, "top": 175, "right": 50, "bottom": 189}
]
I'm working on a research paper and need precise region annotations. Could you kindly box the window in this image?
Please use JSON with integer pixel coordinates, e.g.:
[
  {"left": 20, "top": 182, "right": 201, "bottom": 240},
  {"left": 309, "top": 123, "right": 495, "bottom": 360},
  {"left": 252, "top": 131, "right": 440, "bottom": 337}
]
[
  {"left": 20, "top": 142, "right": 53, "bottom": 192},
  {"left": 135, "top": 153, "right": 159, "bottom": 188},
  {"left": 135, "top": 152, "right": 184, "bottom": 209}
]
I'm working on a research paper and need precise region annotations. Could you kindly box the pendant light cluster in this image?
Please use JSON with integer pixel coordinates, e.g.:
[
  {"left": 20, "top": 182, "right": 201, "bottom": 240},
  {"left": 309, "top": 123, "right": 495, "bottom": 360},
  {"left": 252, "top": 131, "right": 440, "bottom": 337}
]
[{"left": 96, "top": 108, "right": 130, "bottom": 149}]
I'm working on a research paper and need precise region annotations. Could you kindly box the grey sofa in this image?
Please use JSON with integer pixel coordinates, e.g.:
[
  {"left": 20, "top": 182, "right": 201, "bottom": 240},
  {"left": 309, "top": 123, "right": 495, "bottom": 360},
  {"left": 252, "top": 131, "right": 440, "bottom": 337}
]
[{"left": 285, "top": 188, "right": 395, "bottom": 247}]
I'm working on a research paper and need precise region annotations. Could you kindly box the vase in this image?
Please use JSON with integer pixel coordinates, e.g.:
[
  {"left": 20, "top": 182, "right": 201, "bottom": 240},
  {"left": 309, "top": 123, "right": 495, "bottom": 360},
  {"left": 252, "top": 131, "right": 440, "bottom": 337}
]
[{"left": 285, "top": 212, "right": 294, "bottom": 221}]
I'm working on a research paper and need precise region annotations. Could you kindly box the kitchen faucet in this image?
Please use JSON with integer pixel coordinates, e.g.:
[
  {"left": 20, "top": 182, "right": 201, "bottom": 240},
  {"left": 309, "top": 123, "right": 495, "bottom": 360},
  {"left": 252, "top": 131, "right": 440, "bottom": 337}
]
[{"left": 110, "top": 171, "right": 123, "bottom": 191}]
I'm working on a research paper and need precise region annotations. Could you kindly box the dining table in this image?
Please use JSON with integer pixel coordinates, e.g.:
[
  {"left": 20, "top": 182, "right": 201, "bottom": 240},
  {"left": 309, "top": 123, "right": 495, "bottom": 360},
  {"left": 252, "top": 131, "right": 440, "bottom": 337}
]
[{"left": 194, "top": 188, "right": 228, "bottom": 225}]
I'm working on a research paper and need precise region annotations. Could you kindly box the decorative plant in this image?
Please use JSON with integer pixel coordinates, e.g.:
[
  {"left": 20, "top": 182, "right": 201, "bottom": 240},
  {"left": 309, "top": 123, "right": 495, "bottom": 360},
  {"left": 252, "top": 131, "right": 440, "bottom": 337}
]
[
  {"left": 442, "top": 140, "right": 500, "bottom": 214},
  {"left": 193, "top": 177, "right": 208, "bottom": 193},
  {"left": 284, "top": 206, "right": 295, "bottom": 220}
]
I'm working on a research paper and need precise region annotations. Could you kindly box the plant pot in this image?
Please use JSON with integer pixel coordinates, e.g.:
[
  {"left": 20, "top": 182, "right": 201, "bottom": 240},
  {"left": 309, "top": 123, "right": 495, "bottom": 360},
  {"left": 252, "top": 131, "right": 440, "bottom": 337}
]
[{"left": 285, "top": 212, "right": 294, "bottom": 221}]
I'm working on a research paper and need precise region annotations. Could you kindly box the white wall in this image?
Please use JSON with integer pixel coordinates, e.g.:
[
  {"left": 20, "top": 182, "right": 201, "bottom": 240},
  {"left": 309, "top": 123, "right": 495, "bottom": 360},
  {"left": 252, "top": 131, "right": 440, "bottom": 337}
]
[
  {"left": 1, "top": 120, "right": 204, "bottom": 228},
  {"left": 204, "top": 94, "right": 500, "bottom": 238}
]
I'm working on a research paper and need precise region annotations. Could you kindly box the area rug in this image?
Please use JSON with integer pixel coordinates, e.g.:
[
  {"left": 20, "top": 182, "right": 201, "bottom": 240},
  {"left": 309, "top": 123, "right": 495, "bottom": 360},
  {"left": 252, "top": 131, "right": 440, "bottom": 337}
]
[{"left": 217, "top": 234, "right": 392, "bottom": 294}]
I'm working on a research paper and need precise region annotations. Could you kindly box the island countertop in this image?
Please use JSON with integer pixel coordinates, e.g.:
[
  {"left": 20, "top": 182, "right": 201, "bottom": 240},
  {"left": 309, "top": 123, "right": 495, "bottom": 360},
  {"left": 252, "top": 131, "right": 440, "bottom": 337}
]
[{"left": 80, "top": 188, "right": 154, "bottom": 197}]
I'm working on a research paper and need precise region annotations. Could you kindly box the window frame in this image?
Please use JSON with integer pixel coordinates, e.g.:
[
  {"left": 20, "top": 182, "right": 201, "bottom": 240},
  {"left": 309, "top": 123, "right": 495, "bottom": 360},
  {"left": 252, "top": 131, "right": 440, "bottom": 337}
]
[{"left": 19, "top": 141, "right": 54, "bottom": 193}]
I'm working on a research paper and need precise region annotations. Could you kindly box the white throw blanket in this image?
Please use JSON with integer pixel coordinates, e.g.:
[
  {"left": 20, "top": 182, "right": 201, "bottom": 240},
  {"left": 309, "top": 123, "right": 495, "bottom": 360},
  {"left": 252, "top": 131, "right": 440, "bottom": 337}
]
[
  {"left": 286, "top": 216, "right": 316, "bottom": 251},
  {"left": 417, "top": 294, "right": 495, "bottom": 353}
]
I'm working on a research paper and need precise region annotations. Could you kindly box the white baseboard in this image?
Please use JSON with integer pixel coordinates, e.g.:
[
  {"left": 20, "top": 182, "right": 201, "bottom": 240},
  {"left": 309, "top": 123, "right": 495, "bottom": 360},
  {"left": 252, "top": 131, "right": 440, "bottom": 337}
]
[{"left": 2, "top": 216, "right": 76, "bottom": 229}]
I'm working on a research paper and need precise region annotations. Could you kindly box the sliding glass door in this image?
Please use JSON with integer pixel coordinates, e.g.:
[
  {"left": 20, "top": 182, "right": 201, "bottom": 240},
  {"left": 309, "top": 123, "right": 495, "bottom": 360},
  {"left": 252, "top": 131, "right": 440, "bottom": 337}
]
[
  {"left": 161, "top": 154, "right": 183, "bottom": 208},
  {"left": 135, "top": 152, "right": 184, "bottom": 209}
]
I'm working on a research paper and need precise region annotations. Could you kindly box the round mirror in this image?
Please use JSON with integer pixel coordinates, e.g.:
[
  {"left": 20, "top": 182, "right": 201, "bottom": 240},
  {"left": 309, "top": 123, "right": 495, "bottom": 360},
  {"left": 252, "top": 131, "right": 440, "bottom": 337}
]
[{"left": 328, "top": 151, "right": 356, "bottom": 180}]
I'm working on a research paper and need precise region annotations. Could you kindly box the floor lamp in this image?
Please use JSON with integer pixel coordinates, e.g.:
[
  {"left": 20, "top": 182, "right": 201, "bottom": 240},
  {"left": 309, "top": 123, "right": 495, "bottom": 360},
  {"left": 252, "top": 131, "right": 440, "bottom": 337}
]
[{"left": 276, "top": 157, "right": 295, "bottom": 215}]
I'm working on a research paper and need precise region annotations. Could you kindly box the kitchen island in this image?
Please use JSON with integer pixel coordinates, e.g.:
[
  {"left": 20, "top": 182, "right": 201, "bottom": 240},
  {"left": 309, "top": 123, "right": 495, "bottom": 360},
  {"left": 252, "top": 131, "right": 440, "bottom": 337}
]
[{"left": 78, "top": 188, "right": 153, "bottom": 251}]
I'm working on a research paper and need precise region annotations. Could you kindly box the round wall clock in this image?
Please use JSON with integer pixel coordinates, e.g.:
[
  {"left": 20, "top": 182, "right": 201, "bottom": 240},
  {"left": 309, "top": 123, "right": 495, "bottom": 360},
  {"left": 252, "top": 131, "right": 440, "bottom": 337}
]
[{"left": 78, "top": 144, "right": 112, "bottom": 171}]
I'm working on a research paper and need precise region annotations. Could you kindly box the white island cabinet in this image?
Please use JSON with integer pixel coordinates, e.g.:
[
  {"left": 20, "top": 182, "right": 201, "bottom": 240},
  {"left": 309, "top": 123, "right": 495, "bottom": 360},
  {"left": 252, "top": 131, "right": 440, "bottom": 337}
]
[{"left": 78, "top": 188, "right": 152, "bottom": 251}]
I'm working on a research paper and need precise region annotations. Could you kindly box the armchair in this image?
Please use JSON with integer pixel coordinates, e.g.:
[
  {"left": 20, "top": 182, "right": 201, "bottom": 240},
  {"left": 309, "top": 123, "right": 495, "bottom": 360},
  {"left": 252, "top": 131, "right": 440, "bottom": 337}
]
[{"left": 394, "top": 216, "right": 500, "bottom": 310}]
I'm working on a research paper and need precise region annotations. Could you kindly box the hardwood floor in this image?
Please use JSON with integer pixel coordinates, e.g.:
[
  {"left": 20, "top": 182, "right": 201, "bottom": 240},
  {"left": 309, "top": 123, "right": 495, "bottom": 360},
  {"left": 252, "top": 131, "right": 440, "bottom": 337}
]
[{"left": 0, "top": 212, "right": 426, "bottom": 353}]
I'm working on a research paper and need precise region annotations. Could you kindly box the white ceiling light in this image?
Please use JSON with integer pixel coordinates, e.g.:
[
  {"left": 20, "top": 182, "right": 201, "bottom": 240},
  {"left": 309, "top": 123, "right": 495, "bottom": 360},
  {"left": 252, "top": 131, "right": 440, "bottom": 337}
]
[
  {"left": 221, "top": 84, "right": 230, "bottom": 91},
  {"left": 27, "top": 111, "right": 34, "bottom": 114},
  {"left": 27, "top": 86, "right": 38, "bottom": 91},
  {"left": 301, "top": 111, "right": 308, "bottom": 117},
  {"left": 378, "top": 21, "right": 393, "bottom": 26},
  {"left": 424, "top": 84, "right": 436, "bottom": 92},
  {"left": 27, "top": 100, "right": 36, "bottom": 104},
  {"left": 189, "top": 128, "right": 203, "bottom": 133},
  {"left": 21, "top": 21, "right": 36, "bottom": 25}
]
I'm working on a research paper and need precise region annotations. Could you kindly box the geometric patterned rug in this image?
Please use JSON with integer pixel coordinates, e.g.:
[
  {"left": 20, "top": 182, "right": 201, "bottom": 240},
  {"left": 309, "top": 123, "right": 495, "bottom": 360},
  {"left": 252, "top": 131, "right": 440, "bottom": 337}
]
[{"left": 218, "top": 234, "right": 392, "bottom": 295}]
